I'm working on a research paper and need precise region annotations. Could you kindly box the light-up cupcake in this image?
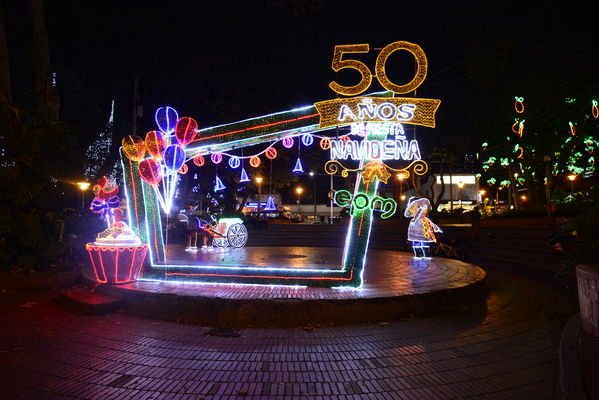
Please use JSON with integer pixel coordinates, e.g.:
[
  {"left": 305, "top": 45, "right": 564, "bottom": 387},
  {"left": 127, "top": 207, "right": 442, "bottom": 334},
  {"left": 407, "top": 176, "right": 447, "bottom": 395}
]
[
  {"left": 95, "top": 221, "right": 142, "bottom": 246},
  {"left": 86, "top": 221, "right": 148, "bottom": 284}
]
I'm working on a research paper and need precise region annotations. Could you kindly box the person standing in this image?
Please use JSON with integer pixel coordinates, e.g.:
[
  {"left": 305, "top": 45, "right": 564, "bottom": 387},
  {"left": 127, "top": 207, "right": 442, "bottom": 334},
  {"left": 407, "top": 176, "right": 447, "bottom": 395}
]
[{"left": 469, "top": 206, "right": 482, "bottom": 238}]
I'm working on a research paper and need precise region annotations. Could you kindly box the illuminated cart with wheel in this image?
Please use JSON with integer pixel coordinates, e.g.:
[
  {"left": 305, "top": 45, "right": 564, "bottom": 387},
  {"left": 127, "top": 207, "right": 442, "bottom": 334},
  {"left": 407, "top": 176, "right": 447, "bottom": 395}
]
[{"left": 209, "top": 218, "right": 248, "bottom": 248}]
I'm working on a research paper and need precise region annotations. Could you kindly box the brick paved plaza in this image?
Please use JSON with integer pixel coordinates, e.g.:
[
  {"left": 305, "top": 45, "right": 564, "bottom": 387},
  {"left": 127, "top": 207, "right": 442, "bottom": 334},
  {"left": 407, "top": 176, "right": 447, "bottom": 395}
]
[{"left": 0, "top": 267, "right": 577, "bottom": 399}]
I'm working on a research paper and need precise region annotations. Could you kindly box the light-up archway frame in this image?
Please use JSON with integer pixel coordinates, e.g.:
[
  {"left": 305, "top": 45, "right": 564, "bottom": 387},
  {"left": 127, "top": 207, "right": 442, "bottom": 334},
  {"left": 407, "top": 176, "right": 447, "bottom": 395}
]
[{"left": 122, "top": 41, "right": 440, "bottom": 287}]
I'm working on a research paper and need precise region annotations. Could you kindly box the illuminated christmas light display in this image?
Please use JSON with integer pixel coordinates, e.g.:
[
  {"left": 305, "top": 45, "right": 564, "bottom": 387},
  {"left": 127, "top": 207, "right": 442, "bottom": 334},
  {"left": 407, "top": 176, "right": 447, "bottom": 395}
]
[
  {"left": 86, "top": 179, "right": 148, "bottom": 284},
  {"left": 120, "top": 40, "right": 440, "bottom": 287},
  {"left": 214, "top": 175, "right": 226, "bottom": 192},
  {"left": 264, "top": 196, "right": 276, "bottom": 211},
  {"left": 240, "top": 167, "right": 250, "bottom": 183},
  {"left": 282, "top": 137, "right": 294, "bottom": 148},
  {"left": 249, "top": 156, "right": 261, "bottom": 167},
  {"left": 404, "top": 197, "right": 442, "bottom": 258},
  {"left": 192, "top": 155, "right": 205, "bottom": 166},
  {"left": 514, "top": 96, "right": 524, "bottom": 113},
  {"left": 292, "top": 157, "right": 304, "bottom": 173},
  {"left": 228, "top": 156, "right": 240, "bottom": 169}
]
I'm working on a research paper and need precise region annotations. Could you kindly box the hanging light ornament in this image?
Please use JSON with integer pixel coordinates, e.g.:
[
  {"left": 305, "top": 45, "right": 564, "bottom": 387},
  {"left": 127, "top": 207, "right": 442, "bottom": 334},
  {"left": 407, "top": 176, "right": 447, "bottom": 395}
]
[
  {"left": 320, "top": 137, "right": 331, "bottom": 150},
  {"left": 282, "top": 137, "right": 294, "bottom": 148},
  {"left": 178, "top": 163, "right": 188, "bottom": 175},
  {"left": 265, "top": 147, "right": 277, "bottom": 160},
  {"left": 211, "top": 153, "right": 223, "bottom": 164},
  {"left": 214, "top": 176, "right": 226, "bottom": 192},
  {"left": 193, "top": 155, "right": 205, "bottom": 167},
  {"left": 302, "top": 133, "right": 314, "bottom": 146},
  {"left": 228, "top": 156, "right": 240, "bottom": 169},
  {"left": 240, "top": 168, "right": 250, "bottom": 183},
  {"left": 592, "top": 100, "right": 598, "bottom": 119},
  {"left": 293, "top": 158, "right": 304, "bottom": 173},
  {"left": 569, "top": 122, "right": 576, "bottom": 136},
  {"left": 249, "top": 156, "right": 261, "bottom": 167}
]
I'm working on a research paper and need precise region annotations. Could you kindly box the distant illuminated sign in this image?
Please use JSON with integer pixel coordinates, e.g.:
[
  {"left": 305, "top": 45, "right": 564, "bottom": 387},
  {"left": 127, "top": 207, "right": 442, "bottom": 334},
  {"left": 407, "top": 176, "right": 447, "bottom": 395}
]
[{"left": 245, "top": 202, "right": 268, "bottom": 208}]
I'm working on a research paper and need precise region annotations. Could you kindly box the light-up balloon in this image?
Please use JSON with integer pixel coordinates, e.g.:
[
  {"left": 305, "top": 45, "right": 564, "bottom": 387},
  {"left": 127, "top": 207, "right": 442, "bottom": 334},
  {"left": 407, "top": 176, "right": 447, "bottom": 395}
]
[
  {"left": 138, "top": 158, "right": 162, "bottom": 186},
  {"left": 145, "top": 130, "right": 168, "bottom": 159},
  {"left": 163, "top": 144, "right": 185, "bottom": 171},
  {"left": 154, "top": 106, "right": 179, "bottom": 134},
  {"left": 175, "top": 117, "right": 198, "bottom": 146},
  {"left": 121, "top": 135, "right": 146, "bottom": 161}
]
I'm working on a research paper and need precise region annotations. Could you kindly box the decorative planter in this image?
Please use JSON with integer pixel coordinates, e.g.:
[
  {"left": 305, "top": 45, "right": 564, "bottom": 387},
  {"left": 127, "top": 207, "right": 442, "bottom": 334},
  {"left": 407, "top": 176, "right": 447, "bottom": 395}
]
[
  {"left": 86, "top": 243, "right": 148, "bottom": 284},
  {"left": 576, "top": 264, "right": 599, "bottom": 336}
]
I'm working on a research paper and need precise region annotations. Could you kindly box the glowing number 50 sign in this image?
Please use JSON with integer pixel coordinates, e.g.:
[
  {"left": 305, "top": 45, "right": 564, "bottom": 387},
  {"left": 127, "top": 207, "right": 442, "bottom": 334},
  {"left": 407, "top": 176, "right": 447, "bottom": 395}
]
[{"left": 329, "top": 41, "right": 428, "bottom": 96}]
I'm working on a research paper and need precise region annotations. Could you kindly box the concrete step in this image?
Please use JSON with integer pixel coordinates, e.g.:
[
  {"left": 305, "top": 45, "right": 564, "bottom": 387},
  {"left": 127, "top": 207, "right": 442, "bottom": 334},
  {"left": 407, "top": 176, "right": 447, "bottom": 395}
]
[{"left": 58, "top": 287, "right": 123, "bottom": 315}]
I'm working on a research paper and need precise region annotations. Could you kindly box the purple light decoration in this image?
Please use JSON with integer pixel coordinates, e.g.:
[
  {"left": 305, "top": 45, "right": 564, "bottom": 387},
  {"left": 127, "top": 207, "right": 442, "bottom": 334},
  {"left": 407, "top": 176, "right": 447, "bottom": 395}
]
[
  {"left": 301, "top": 133, "right": 314, "bottom": 146},
  {"left": 214, "top": 175, "right": 226, "bottom": 192},
  {"left": 292, "top": 157, "right": 304, "bottom": 173},
  {"left": 240, "top": 167, "right": 250, "bottom": 183},
  {"left": 282, "top": 137, "right": 294, "bottom": 148},
  {"left": 154, "top": 106, "right": 179, "bottom": 134},
  {"left": 264, "top": 196, "right": 276, "bottom": 211},
  {"left": 211, "top": 153, "right": 223, "bottom": 164}
]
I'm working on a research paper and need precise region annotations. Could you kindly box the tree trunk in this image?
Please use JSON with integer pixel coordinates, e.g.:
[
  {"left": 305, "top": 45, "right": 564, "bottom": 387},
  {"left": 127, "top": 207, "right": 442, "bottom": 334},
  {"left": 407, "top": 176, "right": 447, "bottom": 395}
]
[
  {"left": 0, "top": 3, "right": 12, "bottom": 104},
  {"left": 507, "top": 164, "right": 521, "bottom": 210},
  {"left": 28, "top": 0, "right": 60, "bottom": 120}
]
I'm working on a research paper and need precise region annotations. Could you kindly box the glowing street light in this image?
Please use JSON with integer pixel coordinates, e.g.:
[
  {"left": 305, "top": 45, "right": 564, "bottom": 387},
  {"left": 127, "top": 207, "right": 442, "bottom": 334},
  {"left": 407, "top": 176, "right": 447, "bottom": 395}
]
[
  {"left": 76, "top": 181, "right": 90, "bottom": 209},
  {"left": 396, "top": 173, "right": 406, "bottom": 203},
  {"left": 255, "top": 177, "right": 263, "bottom": 217},
  {"left": 567, "top": 174, "right": 576, "bottom": 197},
  {"left": 296, "top": 186, "right": 303, "bottom": 215},
  {"left": 457, "top": 181, "right": 464, "bottom": 206}
]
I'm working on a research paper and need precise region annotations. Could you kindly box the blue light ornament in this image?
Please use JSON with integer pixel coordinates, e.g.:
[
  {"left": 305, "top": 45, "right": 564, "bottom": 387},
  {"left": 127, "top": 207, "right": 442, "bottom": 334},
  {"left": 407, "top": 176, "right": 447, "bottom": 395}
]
[
  {"left": 154, "top": 106, "right": 179, "bottom": 134},
  {"left": 163, "top": 144, "right": 185, "bottom": 171}
]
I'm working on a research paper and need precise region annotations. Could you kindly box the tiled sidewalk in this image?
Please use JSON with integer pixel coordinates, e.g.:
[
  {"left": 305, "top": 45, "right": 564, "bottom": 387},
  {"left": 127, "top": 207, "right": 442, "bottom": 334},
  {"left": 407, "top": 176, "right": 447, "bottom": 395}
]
[{"left": 0, "top": 268, "right": 577, "bottom": 399}]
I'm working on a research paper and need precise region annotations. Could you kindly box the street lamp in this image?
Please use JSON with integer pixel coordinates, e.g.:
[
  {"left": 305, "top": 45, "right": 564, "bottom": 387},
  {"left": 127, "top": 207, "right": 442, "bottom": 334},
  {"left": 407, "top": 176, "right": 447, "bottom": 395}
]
[
  {"left": 296, "top": 186, "right": 303, "bottom": 215},
  {"left": 76, "top": 182, "right": 91, "bottom": 209},
  {"left": 567, "top": 174, "right": 576, "bottom": 197},
  {"left": 255, "top": 177, "right": 263, "bottom": 218},
  {"left": 396, "top": 173, "right": 406, "bottom": 203},
  {"left": 457, "top": 181, "right": 464, "bottom": 207}
]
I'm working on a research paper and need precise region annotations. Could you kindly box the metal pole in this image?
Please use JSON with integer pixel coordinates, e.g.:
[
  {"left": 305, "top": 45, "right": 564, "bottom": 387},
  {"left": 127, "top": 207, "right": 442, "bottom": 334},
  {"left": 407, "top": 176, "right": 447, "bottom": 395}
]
[
  {"left": 132, "top": 75, "right": 138, "bottom": 135},
  {"left": 330, "top": 174, "right": 333, "bottom": 224},
  {"left": 313, "top": 176, "right": 317, "bottom": 221},
  {"left": 257, "top": 182, "right": 261, "bottom": 218}
]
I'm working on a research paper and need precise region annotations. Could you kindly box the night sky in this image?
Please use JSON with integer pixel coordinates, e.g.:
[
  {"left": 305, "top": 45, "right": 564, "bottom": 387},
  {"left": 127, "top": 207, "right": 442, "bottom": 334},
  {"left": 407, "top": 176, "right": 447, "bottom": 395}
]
[{"left": 4, "top": 0, "right": 597, "bottom": 169}]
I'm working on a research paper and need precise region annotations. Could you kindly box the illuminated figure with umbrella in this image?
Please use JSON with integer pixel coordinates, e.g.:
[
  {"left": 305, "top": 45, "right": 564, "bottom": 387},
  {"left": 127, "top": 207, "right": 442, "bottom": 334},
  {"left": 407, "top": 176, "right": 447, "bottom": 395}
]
[{"left": 404, "top": 197, "right": 442, "bottom": 259}]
